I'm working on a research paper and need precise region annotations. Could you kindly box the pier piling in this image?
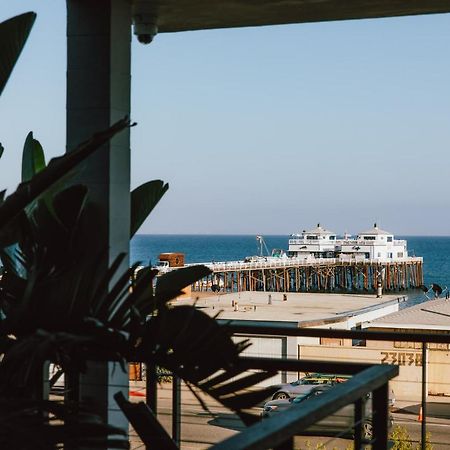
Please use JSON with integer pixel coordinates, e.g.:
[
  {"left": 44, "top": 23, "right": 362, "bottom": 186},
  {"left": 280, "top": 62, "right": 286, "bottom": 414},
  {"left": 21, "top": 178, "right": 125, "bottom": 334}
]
[{"left": 192, "top": 258, "right": 423, "bottom": 294}]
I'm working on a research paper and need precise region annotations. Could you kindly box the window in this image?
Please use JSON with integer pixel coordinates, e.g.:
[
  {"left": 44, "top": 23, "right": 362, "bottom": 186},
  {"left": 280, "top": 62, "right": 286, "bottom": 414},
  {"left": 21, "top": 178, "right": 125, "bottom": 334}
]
[
  {"left": 363, "top": 236, "right": 376, "bottom": 241},
  {"left": 307, "top": 235, "right": 318, "bottom": 240},
  {"left": 397, "top": 252, "right": 403, "bottom": 257},
  {"left": 387, "top": 236, "right": 393, "bottom": 242},
  {"left": 320, "top": 337, "right": 344, "bottom": 346},
  {"left": 329, "top": 236, "right": 336, "bottom": 240},
  {"left": 377, "top": 252, "right": 381, "bottom": 257}
]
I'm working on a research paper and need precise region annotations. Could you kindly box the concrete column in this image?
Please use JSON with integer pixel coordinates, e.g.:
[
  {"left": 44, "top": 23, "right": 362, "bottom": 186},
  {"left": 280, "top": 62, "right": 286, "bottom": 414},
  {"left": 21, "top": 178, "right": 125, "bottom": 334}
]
[{"left": 66, "top": 0, "right": 131, "bottom": 439}]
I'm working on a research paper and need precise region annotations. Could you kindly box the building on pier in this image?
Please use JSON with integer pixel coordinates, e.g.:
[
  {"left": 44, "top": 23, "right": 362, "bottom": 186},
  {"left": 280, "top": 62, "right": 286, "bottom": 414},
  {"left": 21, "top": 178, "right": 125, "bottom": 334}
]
[{"left": 289, "top": 223, "right": 408, "bottom": 261}]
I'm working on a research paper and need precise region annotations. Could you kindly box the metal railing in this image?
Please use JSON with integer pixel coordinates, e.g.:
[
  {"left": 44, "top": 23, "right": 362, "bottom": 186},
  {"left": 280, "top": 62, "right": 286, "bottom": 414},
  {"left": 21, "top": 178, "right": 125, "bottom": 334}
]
[
  {"left": 211, "top": 362, "right": 397, "bottom": 450},
  {"left": 141, "top": 326, "right": 449, "bottom": 450}
]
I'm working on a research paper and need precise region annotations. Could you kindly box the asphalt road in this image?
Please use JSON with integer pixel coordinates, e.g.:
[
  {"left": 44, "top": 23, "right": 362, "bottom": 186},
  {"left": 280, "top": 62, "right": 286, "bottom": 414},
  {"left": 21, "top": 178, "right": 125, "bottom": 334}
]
[{"left": 129, "top": 384, "right": 450, "bottom": 450}]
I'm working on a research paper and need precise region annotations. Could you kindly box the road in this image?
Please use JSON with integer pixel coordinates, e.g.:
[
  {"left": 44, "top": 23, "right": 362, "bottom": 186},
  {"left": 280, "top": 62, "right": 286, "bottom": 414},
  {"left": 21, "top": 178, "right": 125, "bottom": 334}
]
[{"left": 129, "top": 383, "right": 450, "bottom": 450}]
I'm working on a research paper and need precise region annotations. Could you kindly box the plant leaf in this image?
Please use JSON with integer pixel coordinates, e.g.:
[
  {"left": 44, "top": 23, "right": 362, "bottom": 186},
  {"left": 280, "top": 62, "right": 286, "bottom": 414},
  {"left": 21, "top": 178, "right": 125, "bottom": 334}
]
[
  {"left": 0, "top": 117, "right": 132, "bottom": 230},
  {"left": 0, "top": 12, "right": 36, "bottom": 96},
  {"left": 21, "top": 132, "right": 46, "bottom": 182},
  {"left": 155, "top": 265, "right": 211, "bottom": 304},
  {"left": 130, "top": 180, "right": 168, "bottom": 238}
]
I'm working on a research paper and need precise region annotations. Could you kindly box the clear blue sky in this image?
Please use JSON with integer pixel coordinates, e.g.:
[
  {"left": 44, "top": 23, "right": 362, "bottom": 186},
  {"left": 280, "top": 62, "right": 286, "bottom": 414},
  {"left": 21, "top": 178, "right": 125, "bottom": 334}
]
[{"left": 1, "top": 2, "right": 450, "bottom": 236}]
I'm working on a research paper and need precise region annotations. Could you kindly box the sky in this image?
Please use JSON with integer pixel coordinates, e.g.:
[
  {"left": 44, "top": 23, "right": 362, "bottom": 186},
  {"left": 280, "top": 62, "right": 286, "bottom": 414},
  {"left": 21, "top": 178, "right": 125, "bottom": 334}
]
[{"left": 1, "top": 3, "right": 450, "bottom": 236}]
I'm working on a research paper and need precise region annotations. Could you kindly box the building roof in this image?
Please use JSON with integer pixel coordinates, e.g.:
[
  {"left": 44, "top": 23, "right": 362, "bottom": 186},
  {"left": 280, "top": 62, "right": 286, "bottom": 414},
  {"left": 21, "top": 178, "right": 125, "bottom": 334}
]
[
  {"left": 182, "top": 291, "right": 401, "bottom": 326},
  {"left": 138, "top": 1, "right": 450, "bottom": 34},
  {"left": 303, "top": 223, "right": 335, "bottom": 236},
  {"left": 358, "top": 223, "right": 392, "bottom": 236},
  {"left": 366, "top": 298, "right": 450, "bottom": 331}
]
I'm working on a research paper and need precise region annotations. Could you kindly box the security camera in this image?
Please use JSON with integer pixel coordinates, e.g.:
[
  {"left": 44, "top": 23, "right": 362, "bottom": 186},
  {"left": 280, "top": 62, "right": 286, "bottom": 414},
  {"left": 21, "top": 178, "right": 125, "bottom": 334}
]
[
  {"left": 133, "top": 20, "right": 158, "bottom": 44},
  {"left": 132, "top": 0, "right": 158, "bottom": 44}
]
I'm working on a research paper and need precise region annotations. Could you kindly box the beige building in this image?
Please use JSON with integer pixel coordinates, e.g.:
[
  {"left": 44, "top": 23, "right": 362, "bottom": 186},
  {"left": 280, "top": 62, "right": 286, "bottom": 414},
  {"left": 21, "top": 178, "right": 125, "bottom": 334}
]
[
  {"left": 365, "top": 298, "right": 450, "bottom": 400},
  {"left": 300, "top": 298, "right": 450, "bottom": 402}
]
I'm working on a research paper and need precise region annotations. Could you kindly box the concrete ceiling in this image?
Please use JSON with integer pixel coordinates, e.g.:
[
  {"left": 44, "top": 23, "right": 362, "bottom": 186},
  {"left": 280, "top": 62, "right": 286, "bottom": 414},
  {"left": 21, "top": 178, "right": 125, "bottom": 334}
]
[{"left": 151, "top": 0, "right": 450, "bottom": 33}]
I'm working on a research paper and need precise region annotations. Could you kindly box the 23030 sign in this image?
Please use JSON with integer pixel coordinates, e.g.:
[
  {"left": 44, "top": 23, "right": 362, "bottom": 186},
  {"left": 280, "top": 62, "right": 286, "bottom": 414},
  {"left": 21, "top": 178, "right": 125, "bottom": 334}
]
[{"left": 380, "top": 351, "right": 422, "bottom": 366}]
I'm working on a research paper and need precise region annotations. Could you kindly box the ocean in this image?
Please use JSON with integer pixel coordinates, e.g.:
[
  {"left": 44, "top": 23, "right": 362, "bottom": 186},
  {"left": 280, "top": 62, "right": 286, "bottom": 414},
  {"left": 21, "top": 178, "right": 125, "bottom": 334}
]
[{"left": 131, "top": 235, "right": 450, "bottom": 305}]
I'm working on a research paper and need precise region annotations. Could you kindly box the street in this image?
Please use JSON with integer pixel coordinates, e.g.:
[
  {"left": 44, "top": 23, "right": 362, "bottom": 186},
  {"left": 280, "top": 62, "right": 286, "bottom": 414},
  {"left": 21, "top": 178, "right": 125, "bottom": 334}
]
[{"left": 129, "top": 383, "right": 450, "bottom": 449}]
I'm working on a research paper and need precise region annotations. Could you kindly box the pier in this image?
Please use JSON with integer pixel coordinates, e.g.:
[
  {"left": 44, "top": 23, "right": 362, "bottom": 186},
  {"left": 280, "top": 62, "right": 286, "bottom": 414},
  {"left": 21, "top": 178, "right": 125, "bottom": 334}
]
[{"left": 190, "top": 257, "right": 423, "bottom": 294}]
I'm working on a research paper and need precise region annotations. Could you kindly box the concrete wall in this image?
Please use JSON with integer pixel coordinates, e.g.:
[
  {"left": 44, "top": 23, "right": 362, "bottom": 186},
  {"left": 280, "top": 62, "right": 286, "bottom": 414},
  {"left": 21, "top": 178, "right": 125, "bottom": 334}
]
[{"left": 299, "top": 345, "right": 426, "bottom": 401}]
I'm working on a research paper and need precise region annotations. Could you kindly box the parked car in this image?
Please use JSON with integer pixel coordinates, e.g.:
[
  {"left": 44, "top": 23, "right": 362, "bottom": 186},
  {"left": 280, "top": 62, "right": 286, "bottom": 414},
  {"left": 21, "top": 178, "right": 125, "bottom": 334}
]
[
  {"left": 262, "top": 384, "right": 392, "bottom": 440},
  {"left": 271, "top": 373, "right": 396, "bottom": 410},
  {"left": 271, "top": 373, "right": 351, "bottom": 400}
]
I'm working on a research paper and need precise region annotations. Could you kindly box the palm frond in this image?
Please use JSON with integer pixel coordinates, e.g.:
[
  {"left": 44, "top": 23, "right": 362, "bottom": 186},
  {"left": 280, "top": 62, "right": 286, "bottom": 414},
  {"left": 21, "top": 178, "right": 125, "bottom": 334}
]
[{"left": 135, "top": 304, "right": 277, "bottom": 425}]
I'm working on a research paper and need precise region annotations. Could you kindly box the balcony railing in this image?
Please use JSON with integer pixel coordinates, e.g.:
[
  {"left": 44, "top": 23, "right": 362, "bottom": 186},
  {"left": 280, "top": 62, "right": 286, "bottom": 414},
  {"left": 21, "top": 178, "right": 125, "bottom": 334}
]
[{"left": 136, "top": 326, "right": 449, "bottom": 450}]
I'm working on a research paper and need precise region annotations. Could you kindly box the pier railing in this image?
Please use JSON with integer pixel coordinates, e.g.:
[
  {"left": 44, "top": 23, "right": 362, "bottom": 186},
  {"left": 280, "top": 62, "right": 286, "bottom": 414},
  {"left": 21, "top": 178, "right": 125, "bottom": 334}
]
[
  {"left": 141, "top": 326, "right": 449, "bottom": 450},
  {"left": 288, "top": 238, "right": 408, "bottom": 246},
  {"left": 181, "top": 256, "right": 423, "bottom": 273}
]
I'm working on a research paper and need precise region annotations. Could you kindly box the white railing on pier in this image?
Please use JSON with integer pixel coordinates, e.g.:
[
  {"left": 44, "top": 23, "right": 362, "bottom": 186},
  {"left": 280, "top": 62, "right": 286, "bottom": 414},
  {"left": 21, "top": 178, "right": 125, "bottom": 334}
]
[
  {"left": 288, "top": 239, "right": 407, "bottom": 246},
  {"left": 174, "top": 256, "right": 423, "bottom": 273}
]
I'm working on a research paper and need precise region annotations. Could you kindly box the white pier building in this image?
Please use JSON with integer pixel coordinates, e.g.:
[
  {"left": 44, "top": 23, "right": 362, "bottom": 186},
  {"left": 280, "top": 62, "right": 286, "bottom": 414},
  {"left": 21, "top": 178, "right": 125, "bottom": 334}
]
[{"left": 288, "top": 223, "right": 408, "bottom": 261}]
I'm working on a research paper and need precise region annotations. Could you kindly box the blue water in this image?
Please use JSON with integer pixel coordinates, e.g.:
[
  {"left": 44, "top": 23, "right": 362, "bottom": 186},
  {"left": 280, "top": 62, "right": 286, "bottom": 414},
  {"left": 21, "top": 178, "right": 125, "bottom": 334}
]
[{"left": 131, "top": 235, "right": 450, "bottom": 304}]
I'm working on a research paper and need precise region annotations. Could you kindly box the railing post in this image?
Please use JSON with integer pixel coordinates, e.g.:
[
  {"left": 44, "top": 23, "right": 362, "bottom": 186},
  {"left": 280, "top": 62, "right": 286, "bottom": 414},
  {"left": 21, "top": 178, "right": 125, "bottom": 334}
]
[
  {"left": 421, "top": 343, "right": 428, "bottom": 450},
  {"left": 145, "top": 363, "right": 158, "bottom": 450},
  {"left": 172, "top": 374, "right": 181, "bottom": 446},
  {"left": 372, "top": 383, "right": 389, "bottom": 450},
  {"left": 354, "top": 397, "right": 364, "bottom": 450},
  {"left": 145, "top": 363, "right": 158, "bottom": 412}
]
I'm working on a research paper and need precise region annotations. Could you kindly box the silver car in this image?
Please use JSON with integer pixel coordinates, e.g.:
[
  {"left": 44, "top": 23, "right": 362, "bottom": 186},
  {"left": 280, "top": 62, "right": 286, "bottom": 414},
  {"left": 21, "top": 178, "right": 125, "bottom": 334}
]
[
  {"left": 271, "top": 373, "right": 351, "bottom": 400},
  {"left": 271, "top": 373, "right": 396, "bottom": 410},
  {"left": 262, "top": 385, "right": 391, "bottom": 440}
]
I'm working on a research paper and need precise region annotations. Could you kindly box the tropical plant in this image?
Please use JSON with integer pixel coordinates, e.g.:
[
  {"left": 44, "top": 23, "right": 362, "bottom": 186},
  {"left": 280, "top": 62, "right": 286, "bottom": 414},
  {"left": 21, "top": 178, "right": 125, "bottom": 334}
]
[{"left": 0, "top": 11, "right": 278, "bottom": 449}]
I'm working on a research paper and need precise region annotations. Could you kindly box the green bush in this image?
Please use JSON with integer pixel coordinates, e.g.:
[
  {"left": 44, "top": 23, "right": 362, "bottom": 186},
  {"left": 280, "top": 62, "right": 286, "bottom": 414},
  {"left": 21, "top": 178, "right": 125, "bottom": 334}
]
[{"left": 390, "top": 425, "right": 433, "bottom": 450}]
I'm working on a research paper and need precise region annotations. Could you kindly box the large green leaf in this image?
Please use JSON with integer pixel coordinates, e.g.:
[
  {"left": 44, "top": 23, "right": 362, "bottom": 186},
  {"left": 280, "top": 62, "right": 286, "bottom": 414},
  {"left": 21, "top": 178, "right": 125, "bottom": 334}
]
[
  {"left": 0, "top": 13, "right": 36, "bottom": 96},
  {"left": 130, "top": 180, "right": 168, "bottom": 238},
  {"left": 0, "top": 117, "right": 132, "bottom": 229},
  {"left": 21, "top": 132, "right": 46, "bottom": 182},
  {"left": 155, "top": 265, "right": 211, "bottom": 304}
]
